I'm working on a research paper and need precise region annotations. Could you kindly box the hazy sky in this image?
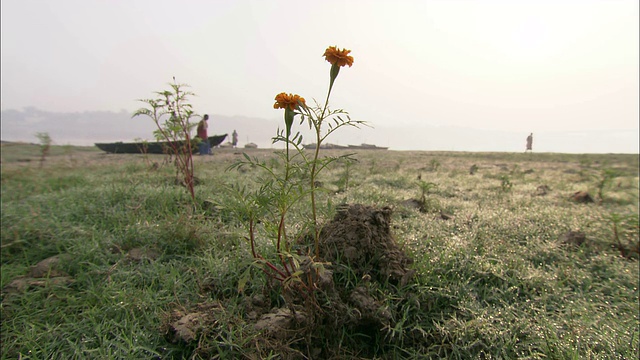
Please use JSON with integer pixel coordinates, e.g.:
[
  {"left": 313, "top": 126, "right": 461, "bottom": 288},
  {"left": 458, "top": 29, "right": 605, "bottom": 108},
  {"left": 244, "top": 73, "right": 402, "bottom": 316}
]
[{"left": 1, "top": 0, "right": 638, "bottom": 138}]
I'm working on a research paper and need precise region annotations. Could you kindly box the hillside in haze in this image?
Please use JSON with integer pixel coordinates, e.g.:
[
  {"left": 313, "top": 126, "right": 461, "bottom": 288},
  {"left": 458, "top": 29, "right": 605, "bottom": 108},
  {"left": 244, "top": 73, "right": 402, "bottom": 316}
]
[
  {"left": 0, "top": 107, "right": 279, "bottom": 148},
  {"left": 1, "top": 107, "right": 638, "bottom": 153}
]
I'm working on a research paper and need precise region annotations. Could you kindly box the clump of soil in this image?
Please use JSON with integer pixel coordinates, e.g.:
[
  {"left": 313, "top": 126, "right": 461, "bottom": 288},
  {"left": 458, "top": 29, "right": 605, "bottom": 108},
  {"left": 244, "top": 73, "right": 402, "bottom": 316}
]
[
  {"left": 534, "top": 185, "right": 551, "bottom": 196},
  {"left": 317, "top": 204, "right": 414, "bottom": 286},
  {"left": 163, "top": 301, "right": 224, "bottom": 344},
  {"left": 560, "top": 230, "right": 587, "bottom": 248},
  {"left": 402, "top": 198, "right": 426, "bottom": 213},
  {"left": 109, "top": 245, "right": 160, "bottom": 262},
  {"left": 439, "top": 211, "right": 454, "bottom": 220},
  {"left": 2, "top": 255, "right": 74, "bottom": 294},
  {"left": 571, "top": 191, "right": 594, "bottom": 203},
  {"left": 27, "top": 255, "right": 68, "bottom": 278},
  {"left": 254, "top": 307, "right": 310, "bottom": 340},
  {"left": 126, "top": 247, "right": 160, "bottom": 262}
]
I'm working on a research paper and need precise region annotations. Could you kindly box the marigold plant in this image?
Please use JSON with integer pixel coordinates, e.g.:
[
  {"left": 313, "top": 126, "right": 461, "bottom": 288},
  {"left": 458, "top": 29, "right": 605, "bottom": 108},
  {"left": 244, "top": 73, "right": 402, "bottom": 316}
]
[{"left": 228, "top": 45, "right": 366, "bottom": 301}]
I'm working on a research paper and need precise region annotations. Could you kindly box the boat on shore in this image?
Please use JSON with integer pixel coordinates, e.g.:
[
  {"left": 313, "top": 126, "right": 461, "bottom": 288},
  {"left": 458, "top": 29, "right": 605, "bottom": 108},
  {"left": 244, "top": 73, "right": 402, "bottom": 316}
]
[
  {"left": 348, "top": 143, "right": 388, "bottom": 150},
  {"left": 302, "top": 143, "right": 388, "bottom": 150},
  {"left": 95, "top": 134, "right": 228, "bottom": 154},
  {"left": 302, "top": 143, "right": 348, "bottom": 150}
]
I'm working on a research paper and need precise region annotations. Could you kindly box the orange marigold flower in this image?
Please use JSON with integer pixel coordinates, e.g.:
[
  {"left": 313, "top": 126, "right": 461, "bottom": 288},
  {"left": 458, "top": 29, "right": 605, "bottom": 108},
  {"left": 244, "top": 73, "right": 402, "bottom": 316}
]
[
  {"left": 273, "top": 92, "right": 306, "bottom": 111},
  {"left": 323, "top": 46, "right": 354, "bottom": 67}
]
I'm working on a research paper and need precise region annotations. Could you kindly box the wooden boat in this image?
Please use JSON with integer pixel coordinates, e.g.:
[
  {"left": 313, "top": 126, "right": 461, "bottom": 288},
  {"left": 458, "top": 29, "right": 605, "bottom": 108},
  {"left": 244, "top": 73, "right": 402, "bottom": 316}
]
[
  {"left": 95, "top": 134, "right": 228, "bottom": 154},
  {"left": 302, "top": 143, "right": 348, "bottom": 150},
  {"left": 347, "top": 143, "right": 388, "bottom": 150}
]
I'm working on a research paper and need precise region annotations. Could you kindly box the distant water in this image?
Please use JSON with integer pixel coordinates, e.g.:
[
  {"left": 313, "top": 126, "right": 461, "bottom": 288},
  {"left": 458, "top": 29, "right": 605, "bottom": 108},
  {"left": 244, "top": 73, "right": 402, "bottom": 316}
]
[{"left": 2, "top": 108, "right": 638, "bottom": 153}]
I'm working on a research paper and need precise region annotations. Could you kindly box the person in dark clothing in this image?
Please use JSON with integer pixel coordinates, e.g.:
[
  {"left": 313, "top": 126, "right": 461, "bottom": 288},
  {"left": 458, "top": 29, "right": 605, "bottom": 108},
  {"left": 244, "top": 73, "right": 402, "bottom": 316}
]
[
  {"left": 197, "top": 114, "right": 210, "bottom": 155},
  {"left": 232, "top": 130, "right": 238, "bottom": 148},
  {"left": 526, "top": 133, "right": 533, "bottom": 152}
]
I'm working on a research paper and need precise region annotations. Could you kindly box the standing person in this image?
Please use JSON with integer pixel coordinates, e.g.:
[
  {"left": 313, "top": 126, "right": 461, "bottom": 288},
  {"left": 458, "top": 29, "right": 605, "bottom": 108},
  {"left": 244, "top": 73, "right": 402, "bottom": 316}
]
[
  {"left": 526, "top": 133, "right": 533, "bottom": 153},
  {"left": 232, "top": 130, "right": 238, "bottom": 148},
  {"left": 197, "top": 114, "right": 210, "bottom": 155}
]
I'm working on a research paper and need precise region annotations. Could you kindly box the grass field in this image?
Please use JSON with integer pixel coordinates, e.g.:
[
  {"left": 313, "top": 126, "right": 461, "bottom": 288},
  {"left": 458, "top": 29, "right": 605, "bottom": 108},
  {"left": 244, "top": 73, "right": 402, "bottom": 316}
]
[{"left": 1, "top": 143, "right": 638, "bottom": 359}]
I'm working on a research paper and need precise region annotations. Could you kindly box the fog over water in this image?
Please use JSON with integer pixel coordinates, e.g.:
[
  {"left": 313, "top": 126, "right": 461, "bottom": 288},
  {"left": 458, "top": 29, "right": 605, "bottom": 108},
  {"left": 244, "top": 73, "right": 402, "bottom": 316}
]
[{"left": 1, "top": 108, "right": 637, "bottom": 154}]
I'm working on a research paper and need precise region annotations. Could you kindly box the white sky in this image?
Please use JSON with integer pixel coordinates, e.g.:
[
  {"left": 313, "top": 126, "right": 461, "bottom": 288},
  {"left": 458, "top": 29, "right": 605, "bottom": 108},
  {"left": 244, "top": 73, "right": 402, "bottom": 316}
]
[{"left": 1, "top": 0, "right": 638, "bottom": 135}]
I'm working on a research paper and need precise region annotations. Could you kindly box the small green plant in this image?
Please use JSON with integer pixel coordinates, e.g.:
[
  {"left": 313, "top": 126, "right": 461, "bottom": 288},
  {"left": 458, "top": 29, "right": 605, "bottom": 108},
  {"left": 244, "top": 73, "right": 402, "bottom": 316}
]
[
  {"left": 133, "top": 78, "right": 200, "bottom": 201},
  {"left": 369, "top": 158, "right": 378, "bottom": 175},
  {"left": 594, "top": 168, "right": 619, "bottom": 204},
  {"left": 417, "top": 180, "right": 436, "bottom": 204},
  {"left": 337, "top": 156, "right": 356, "bottom": 191},
  {"left": 394, "top": 158, "right": 404, "bottom": 172},
  {"left": 499, "top": 174, "right": 513, "bottom": 192},
  {"left": 429, "top": 158, "right": 441, "bottom": 172},
  {"left": 417, "top": 180, "right": 440, "bottom": 212},
  {"left": 606, "top": 212, "right": 639, "bottom": 258},
  {"left": 510, "top": 164, "right": 525, "bottom": 179},
  {"left": 579, "top": 157, "right": 592, "bottom": 168},
  {"left": 35, "top": 132, "right": 52, "bottom": 168},
  {"left": 134, "top": 138, "right": 153, "bottom": 168}
]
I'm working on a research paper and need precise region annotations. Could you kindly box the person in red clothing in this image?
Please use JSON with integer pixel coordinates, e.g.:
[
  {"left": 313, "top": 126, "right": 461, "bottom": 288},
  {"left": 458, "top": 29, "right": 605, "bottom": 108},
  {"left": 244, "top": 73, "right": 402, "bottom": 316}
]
[{"left": 197, "top": 114, "right": 210, "bottom": 155}]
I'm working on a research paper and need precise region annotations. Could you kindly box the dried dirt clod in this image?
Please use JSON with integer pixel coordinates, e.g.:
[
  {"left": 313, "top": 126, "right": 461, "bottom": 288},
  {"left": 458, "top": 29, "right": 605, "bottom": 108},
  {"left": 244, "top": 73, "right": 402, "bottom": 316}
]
[
  {"left": 171, "top": 312, "right": 205, "bottom": 343},
  {"left": 348, "top": 286, "right": 392, "bottom": 325},
  {"left": 28, "top": 255, "right": 68, "bottom": 278},
  {"left": 254, "top": 307, "right": 308, "bottom": 340},
  {"left": 402, "top": 198, "right": 424, "bottom": 212},
  {"left": 165, "top": 301, "right": 222, "bottom": 344},
  {"left": 534, "top": 185, "right": 550, "bottom": 196},
  {"left": 317, "top": 204, "right": 414, "bottom": 286},
  {"left": 298, "top": 256, "right": 334, "bottom": 291},
  {"left": 3, "top": 276, "right": 75, "bottom": 294},
  {"left": 126, "top": 247, "right": 160, "bottom": 261},
  {"left": 571, "top": 191, "right": 594, "bottom": 203},
  {"left": 243, "top": 293, "right": 270, "bottom": 321},
  {"left": 560, "top": 230, "right": 586, "bottom": 247},
  {"left": 252, "top": 294, "right": 267, "bottom": 307}
]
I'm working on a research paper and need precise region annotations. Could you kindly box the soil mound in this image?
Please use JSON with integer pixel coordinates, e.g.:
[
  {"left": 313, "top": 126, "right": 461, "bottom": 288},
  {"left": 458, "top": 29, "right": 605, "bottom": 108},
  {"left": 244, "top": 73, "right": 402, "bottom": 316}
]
[
  {"left": 534, "top": 185, "right": 551, "bottom": 196},
  {"left": 317, "top": 204, "right": 415, "bottom": 286},
  {"left": 571, "top": 191, "right": 594, "bottom": 203},
  {"left": 560, "top": 230, "right": 587, "bottom": 247}
]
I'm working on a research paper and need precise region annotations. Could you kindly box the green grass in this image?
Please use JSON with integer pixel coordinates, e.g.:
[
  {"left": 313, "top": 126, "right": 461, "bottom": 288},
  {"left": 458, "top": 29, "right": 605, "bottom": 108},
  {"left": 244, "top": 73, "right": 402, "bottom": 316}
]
[{"left": 1, "top": 145, "right": 638, "bottom": 359}]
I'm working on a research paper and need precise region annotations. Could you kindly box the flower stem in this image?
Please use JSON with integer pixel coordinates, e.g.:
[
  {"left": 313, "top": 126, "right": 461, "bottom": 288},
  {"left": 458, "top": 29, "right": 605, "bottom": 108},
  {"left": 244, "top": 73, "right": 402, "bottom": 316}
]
[{"left": 310, "top": 81, "right": 334, "bottom": 259}]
